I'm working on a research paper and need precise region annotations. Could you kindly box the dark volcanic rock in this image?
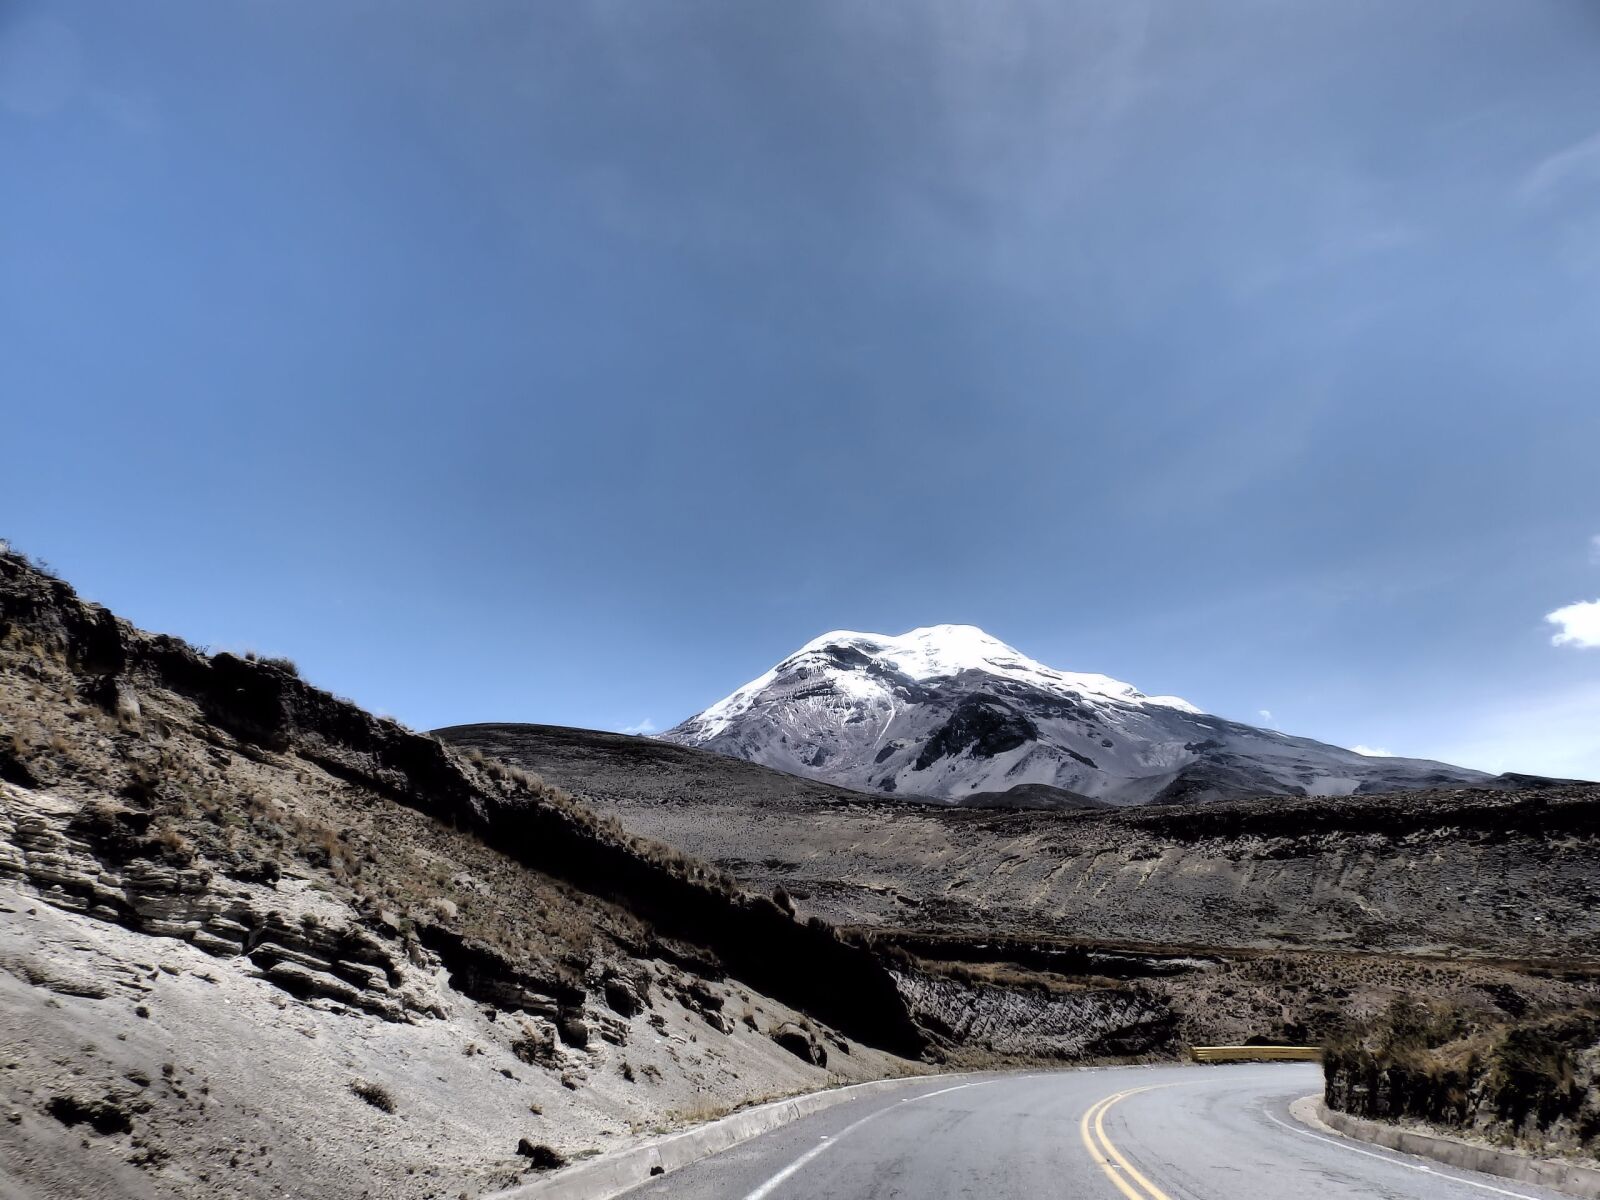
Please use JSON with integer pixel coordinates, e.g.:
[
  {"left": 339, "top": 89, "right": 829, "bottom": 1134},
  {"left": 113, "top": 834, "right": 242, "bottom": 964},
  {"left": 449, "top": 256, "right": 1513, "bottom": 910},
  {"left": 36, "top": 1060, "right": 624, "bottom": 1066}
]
[
  {"left": 915, "top": 696, "right": 1038, "bottom": 771},
  {"left": 951, "top": 783, "right": 1106, "bottom": 811},
  {"left": 602, "top": 971, "right": 647, "bottom": 1018},
  {"left": 45, "top": 1092, "right": 138, "bottom": 1135},
  {"left": 770, "top": 1022, "right": 827, "bottom": 1067},
  {"left": 556, "top": 1013, "right": 590, "bottom": 1049},
  {"left": 516, "top": 1140, "right": 565, "bottom": 1169}
]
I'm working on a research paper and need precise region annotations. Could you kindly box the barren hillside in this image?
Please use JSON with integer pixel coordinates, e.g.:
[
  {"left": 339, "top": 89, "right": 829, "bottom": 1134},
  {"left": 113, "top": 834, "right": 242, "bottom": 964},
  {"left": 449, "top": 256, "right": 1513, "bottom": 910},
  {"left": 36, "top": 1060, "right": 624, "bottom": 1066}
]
[
  {"left": 0, "top": 555, "right": 926, "bottom": 1200},
  {"left": 441, "top": 723, "right": 1600, "bottom": 1050}
]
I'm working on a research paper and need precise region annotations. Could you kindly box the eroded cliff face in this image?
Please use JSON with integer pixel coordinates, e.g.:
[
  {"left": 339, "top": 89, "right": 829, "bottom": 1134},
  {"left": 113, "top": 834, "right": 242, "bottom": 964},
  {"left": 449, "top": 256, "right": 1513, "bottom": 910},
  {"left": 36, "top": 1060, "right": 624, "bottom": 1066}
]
[
  {"left": 0, "top": 786, "right": 447, "bottom": 1023},
  {"left": 890, "top": 969, "right": 1174, "bottom": 1060},
  {"left": 0, "top": 553, "right": 925, "bottom": 1200}
]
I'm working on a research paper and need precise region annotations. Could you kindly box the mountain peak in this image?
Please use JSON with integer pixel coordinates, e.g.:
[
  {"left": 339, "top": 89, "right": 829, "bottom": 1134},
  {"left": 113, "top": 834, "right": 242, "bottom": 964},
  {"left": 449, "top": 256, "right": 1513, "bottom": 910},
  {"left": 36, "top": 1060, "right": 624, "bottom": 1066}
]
[
  {"left": 790, "top": 624, "right": 1197, "bottom": 711},
  {"left": 797, "top": 624, "right": 1028, "bottom": 682},
  {"left": 663, "top": 626, "right": 1495, "bottom": 805}
]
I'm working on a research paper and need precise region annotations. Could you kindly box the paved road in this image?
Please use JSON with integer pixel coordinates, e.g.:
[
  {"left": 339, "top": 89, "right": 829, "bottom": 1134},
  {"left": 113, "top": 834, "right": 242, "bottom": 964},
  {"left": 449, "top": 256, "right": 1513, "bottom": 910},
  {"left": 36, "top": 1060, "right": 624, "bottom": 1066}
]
[{"left": 623, "top": 1063, "right": 1573, "bottom": 1200}]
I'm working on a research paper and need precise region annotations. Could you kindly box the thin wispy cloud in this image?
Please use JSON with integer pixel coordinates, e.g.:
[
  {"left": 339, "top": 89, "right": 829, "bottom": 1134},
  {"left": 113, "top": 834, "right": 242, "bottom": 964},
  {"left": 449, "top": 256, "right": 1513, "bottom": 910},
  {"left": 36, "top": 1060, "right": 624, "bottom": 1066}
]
[
  {"left": 619, "top": 718, "right": 657, "bottom": 735},
  {"left": 1518, "top": 130, "right": 1600, "bottom": 204}
]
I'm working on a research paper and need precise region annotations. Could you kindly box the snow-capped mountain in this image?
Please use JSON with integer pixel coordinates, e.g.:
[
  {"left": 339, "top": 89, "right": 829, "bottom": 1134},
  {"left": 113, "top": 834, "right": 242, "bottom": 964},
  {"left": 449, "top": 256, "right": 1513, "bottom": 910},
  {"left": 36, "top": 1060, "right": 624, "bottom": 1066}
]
[{"left": 659, "top": 625, "right": 1498, "bottom": 806}]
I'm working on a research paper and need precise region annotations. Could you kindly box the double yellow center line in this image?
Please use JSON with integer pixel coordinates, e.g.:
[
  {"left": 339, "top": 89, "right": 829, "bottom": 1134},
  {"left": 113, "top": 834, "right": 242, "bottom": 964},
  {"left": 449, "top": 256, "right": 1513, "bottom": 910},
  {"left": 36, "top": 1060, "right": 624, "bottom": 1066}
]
[{"left": 1079, "top": 1085, "right": 1178, "bottom": 1200}]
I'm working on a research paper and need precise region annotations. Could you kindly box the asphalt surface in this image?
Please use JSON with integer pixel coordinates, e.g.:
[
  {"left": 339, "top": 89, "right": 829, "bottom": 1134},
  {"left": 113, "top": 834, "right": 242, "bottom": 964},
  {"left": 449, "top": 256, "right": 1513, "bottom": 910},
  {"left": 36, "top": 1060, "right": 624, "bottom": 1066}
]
[{"left": 621, "top": 1063, "right": 1574, "bottom": 1200}]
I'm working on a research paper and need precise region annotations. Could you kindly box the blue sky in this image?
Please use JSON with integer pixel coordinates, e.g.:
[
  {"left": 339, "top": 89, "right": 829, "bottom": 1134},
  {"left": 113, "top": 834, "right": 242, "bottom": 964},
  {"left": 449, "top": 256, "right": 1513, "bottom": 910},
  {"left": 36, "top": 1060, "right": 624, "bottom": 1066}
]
[{"left": 4, "top": 1, "right": 1599, "bottom": 779}]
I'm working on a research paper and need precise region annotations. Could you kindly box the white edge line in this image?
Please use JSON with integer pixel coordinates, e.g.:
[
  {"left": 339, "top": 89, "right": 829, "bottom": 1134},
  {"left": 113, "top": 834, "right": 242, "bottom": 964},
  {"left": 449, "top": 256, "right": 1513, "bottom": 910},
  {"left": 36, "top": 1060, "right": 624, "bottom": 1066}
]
[
  {"left": 742, "top": 1081, "right": 981, "bottom": 1200},
  {"left": 1263, "top": 1108, "right": 1545, "bottom": 1200},
  {"left": 900, "top": 1082, "right": 974, "bottom": 1103}
]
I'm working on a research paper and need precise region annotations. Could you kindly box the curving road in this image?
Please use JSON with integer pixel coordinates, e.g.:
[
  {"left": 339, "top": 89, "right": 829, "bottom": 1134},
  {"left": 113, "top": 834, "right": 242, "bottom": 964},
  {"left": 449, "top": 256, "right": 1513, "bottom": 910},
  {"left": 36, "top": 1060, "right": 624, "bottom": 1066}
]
[{"left": 622, "top": 1064, "right": 1572, "bottom": 1200}]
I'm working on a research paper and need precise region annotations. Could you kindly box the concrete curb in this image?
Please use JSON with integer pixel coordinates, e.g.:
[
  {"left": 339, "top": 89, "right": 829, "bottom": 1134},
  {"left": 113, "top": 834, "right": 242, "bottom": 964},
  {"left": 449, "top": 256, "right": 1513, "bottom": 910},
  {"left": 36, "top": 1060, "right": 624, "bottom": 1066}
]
[
  {"left": 485, "top": 1072, "right": 961, "bottom": 1200},
  {"left": 1290, "top": 1095, "right": 1600, "bottom": 1198}
]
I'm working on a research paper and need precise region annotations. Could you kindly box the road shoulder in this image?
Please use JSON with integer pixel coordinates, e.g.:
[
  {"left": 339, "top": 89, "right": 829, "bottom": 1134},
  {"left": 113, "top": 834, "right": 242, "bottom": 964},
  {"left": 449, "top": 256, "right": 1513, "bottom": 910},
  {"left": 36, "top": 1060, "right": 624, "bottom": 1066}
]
[{"left": 1290, "top": 1094, "right": 1600, "bottom": 1199}]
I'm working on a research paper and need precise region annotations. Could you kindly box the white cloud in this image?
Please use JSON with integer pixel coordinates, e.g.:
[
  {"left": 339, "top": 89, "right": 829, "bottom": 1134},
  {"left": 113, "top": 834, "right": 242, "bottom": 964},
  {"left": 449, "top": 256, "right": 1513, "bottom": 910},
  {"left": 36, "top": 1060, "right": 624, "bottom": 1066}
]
[
  {"left": 1547, "top": 599, "right": 1600, "bottom": 649},
  {"left": 1257, "top": 709, "right": 1274, "bottom": 725},
  {"left": 1350, "top": 745, "right": 1393, "bottom": 758},
  {"left": 1518, "top": 134, "right": 1600, "bottom": 274},
  {"left": 1590, "top": 534, "right": 1600, "bottom": 565},
  {"left": 619, "top": 718, "right": 657, "bottom": 735}
]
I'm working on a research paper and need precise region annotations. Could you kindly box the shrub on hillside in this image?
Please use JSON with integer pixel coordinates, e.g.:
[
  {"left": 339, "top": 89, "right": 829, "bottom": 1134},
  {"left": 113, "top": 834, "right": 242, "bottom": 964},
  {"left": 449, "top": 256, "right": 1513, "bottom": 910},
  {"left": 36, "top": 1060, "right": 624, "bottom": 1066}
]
[{"left": 1324, "top": 998, "right": 1600, "bottom": 1157}]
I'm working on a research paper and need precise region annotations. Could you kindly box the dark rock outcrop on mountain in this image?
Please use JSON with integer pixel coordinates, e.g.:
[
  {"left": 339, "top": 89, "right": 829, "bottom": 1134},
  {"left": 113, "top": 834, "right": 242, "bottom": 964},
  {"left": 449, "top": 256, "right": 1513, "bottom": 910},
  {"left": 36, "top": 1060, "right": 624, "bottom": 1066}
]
[{"left": 950, "top": 783, "right": 1107, "bottom": 811}]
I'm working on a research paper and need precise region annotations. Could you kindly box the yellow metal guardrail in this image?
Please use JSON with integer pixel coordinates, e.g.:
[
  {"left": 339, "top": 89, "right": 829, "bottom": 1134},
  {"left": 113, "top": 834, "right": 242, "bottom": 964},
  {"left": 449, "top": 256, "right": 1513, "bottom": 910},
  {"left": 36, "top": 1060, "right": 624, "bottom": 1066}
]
[{"left": 1189, "top": 1045, "right": 1322, "bottom": 1063}]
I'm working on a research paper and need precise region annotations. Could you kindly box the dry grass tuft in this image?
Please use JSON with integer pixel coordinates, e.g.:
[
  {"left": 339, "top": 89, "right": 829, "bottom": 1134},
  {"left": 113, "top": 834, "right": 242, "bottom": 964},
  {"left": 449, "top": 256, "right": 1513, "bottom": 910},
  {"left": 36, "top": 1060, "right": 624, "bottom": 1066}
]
[{"left": 349, "top": 1080, "right": 397, "bottom": 1113}]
